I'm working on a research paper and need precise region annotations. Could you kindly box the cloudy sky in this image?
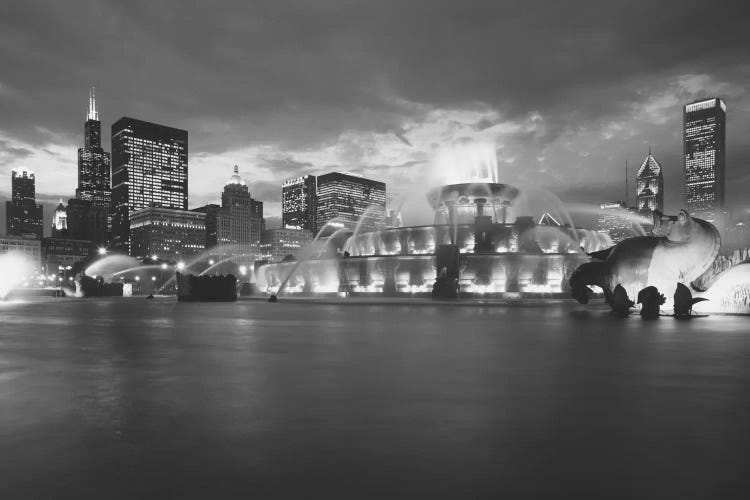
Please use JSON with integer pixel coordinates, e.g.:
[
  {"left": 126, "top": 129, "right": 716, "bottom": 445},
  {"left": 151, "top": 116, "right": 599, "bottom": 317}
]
[{"left": 1, "top": 0, "right": 749, "bottom": 233}]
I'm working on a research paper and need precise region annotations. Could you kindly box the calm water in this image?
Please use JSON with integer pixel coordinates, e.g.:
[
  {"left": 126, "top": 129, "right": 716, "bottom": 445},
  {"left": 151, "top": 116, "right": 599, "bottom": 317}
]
[{"left": 1, "top": 297, "right": 749, "bottom": 499}]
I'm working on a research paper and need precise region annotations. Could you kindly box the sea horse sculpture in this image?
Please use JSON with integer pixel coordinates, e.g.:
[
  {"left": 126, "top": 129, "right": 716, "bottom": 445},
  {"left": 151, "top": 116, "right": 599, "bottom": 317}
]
[{"left": 570, "top": 210, "right": 720, "bottom": 304}]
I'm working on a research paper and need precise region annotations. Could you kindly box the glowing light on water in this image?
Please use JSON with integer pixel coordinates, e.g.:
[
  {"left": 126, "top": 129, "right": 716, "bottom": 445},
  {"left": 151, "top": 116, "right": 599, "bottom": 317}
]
[{"left": 433, "top": 140, "right": 499, "bottom": 185}]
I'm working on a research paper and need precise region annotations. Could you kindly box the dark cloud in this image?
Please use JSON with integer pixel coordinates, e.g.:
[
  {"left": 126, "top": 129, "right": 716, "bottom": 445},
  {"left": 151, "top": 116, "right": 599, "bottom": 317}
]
[{"left": 1, "top": 0, "right": 749, "bottom": 222}]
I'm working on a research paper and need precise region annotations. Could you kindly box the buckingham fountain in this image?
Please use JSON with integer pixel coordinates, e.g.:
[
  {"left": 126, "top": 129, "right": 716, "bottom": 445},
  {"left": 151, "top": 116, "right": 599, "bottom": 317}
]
[
  {"left": 254, "top": 142, "right": 750, "bottom": 315},
  {"left": 257, "top": 143, "right": 612, "bottom": 300}
]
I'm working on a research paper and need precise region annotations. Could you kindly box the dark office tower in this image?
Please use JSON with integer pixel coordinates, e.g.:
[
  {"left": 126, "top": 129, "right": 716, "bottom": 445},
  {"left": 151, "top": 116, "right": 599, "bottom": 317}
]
[
  {"left": 684, "top": 98, "right": 726, "bottom": 223},
  {"left": 191, "top": 203, "right": 220, "bottom": 249},
  {"left": 76, "top": 88, "right": 112, "bottom": 213},
  {"left": 636, "top": 150, "right": 664, "bottom": 214},
  {"left": 110, "top": 117, "right": 188, "bottom": 253},
  {"left": 5, "top": 168, "right": 43, "bottom": 238},
  {"left": 315, "top": 172, "right": 386, "bottom": 234},
  {"left": 282, "top": 175, "right": 317, "bottom": 232},
  {"left": 66, "top": 198, "right": 108, "bottom": 245}
]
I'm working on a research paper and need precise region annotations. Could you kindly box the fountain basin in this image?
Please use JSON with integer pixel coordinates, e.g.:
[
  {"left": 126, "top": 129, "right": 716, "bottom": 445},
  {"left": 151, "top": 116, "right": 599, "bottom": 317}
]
[{"left": 257, "top": 252, "right": 590, "bottom": 298}]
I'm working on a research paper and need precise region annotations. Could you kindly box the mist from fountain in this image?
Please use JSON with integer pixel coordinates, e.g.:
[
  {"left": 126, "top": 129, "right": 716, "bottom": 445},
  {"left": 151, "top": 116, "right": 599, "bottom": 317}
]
[
  {"left": 0, "top": 253, "right": 35, "bottom": 300},
  {"left": 567, "top": 202, "right": 652, "bottom": 240}
]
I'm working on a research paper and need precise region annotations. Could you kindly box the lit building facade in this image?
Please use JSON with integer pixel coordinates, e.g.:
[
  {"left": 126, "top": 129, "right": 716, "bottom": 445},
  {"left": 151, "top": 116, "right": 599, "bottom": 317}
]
[
  {"left": 282, "top": 175, "right": 317, "bottom": 232},
  {"left": 76, "top": 88, "right": 112, "bottom": 224},
  {"left": 263, "top": 227, "right": 313, "bottom": 262},
  {"left": 5, "top": 168, "right": 43, "bottom": 238},
  {"left": 41, "top": 237, "right": 92, "bottom": 276},
  {"left": 636, "top": 151, "right": 664, "bottom": 214},
  {"left": 51, "top": 200, "right": 68, "bottom": 237},
  {"left": 129, "top": 207, "right": 205, "bottom": 261},
  {"left": 597, "top": 201, "right": 633, "bottom": 244},
  {"left": 684, "top": 98, "right": 726, "bottom": 223},
  {"left": 111, "top": 117, "right": 188, "bottom": 254},
  {"left": 315, "top": 172, "right": 386, "bottom": 234}
]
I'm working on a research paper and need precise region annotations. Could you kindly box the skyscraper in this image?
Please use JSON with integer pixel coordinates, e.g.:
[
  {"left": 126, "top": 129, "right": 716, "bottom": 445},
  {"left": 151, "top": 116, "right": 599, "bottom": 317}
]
[
  {"left": 636, "top": 150, "right": 664, "bottom": 214},
  {"left": 684, "top": 98, "right": 726, "bottom": 222},
  {"left": 5, "top": 168, "right": 43, "bottom": 238},
  {"left": 282, "top": 175, "right": 317, "bottom": 232},
  {"left": 77, "top": 88, "right": 111, "bottom": 210},
  {"left": 110, "top": 117, "right": 188, "bottom": 253},
  {"left": 215, "top": 165, "right": 264, "bottom": 264},
  {"left": 315, "top": 172, "right": 386, "bottom": 233},
  {"left": 51, "top": 200, "right": 68, "bottom": 237}
]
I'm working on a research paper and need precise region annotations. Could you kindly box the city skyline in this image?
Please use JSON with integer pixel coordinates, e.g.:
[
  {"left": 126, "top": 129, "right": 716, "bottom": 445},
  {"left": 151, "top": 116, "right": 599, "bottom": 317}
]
[{"left": 2, "top": 1, "right": 750, "bottom": 232}]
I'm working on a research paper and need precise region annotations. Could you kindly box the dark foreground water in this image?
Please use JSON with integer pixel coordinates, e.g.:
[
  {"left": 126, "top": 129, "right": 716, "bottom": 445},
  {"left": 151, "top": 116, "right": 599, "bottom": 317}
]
[{"left": 1, "top": 297, "right": 749, "bottom": 499}]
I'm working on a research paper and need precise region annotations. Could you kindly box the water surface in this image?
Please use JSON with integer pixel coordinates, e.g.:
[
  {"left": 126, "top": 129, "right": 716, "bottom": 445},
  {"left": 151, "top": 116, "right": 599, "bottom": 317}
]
[{"left": 1, "top": 297, "right": 749, "bottom": 498}]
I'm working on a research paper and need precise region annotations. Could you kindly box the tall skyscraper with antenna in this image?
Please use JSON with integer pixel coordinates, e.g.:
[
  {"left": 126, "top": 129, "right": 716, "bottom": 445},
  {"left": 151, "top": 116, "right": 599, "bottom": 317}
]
[
  {"left": 69, "top": 87, "right": 111, "bottom": 245},
  {"left": 76, "top": 88, "right": 111, "bottom": 207}
]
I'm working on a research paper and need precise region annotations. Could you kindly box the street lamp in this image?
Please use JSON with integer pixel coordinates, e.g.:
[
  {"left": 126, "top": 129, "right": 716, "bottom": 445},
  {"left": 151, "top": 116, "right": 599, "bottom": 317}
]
[
  {"left": 98, "top": 247, "right": 108, "bottom": 256},
  {"left": 177, "top": 262, "right": 185, "bottom": 271},
  {"left": 151, "top": 255, "right": 158, "bottom": 262}
]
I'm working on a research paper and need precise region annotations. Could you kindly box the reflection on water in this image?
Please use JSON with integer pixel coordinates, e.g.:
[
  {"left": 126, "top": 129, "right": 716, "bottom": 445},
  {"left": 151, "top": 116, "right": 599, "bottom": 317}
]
[{"left": 1, "top": 298, "right": 749, "bottom": 498}]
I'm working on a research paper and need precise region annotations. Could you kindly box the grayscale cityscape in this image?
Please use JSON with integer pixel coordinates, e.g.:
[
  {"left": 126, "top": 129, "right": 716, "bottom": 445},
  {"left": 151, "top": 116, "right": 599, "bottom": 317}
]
[{"left": 1, "top": 1, "right": 749, "bottom": 498}]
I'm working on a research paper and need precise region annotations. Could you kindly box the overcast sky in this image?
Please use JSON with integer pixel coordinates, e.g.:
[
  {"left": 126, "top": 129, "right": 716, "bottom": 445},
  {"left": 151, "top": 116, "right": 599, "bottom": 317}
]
[{"left": 1, "top": 0, "right": 749, "bottom": 233}]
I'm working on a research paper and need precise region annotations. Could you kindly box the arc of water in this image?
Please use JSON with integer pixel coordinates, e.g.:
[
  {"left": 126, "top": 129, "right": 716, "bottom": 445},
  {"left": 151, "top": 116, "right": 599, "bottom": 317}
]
[
  {"left": 198, "top": 255, "right": 241, "bottom": 276},
  {"left": 343, "top": 204, "right": 387, "bottom": 254},
  {"left": 274, "top": 222, "right": 351, "bottom": 298},
  {"left": 112, "top": 264, "right": 164, "bottom": 276}
]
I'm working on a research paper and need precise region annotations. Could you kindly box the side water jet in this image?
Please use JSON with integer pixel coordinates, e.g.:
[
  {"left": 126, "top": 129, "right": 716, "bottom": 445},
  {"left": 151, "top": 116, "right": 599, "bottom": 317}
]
[
  {"left": 343, "top": 204, "right": 387, "bottom": 254},
  {"left": 85, "top": 255, "right": 142, "bottom": 278},
  {"left": 271, "top": 220, "right": 351, "bottom": 300},
  {"left": 198, "top": 256, "right": 240, "bottom": 276}
]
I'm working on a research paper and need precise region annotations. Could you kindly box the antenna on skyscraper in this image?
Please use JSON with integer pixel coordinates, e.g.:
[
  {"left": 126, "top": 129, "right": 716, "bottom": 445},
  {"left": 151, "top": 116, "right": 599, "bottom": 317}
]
[{"left": 87, "top": 86, "right": 98, "bottom": 121}]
